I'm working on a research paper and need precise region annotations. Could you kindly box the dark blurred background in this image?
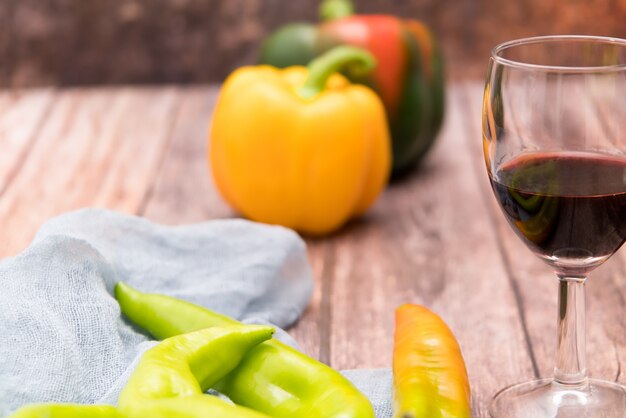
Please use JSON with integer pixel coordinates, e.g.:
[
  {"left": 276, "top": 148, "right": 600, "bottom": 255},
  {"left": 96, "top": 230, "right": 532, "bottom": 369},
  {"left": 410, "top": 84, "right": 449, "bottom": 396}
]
[{"left": 2, "top": 0, "right": 625, "bottom": 87}]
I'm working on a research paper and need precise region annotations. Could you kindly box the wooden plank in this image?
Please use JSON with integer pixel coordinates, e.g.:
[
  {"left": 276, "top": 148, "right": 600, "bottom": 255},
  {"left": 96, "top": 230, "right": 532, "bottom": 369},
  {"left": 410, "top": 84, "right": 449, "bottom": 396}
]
[
  {"left": 292, "top": 240, "right": 324, "bottom": 359},
  {"left": 462, "top": 81, "right": 626, "bottom": 385},
  {"left": 0, "top": 90, "right": 17, "bottom": 115},
  {"left": 465, "top": 80, "right": 554, "bottom": 378},
  {"left": 0, "top": 88, "right": 55, "bottom": 195},
  {"left": 0, "top": 87, "right": 181, "bottom": 258},
  {"left": 92, "top": 87, "right": 181, "bottom": 212},
  {"left": 589, "top": 77, "right": 626, "bottom": 151},
  {"left": 141, "top": 86, "right": 233, "bottom": 223},
  {"left": 2, "top": 84, "right": 603, "bottom": 418},
  {"left": 327, "top": 87, "right": 535, "bottom": 417}
]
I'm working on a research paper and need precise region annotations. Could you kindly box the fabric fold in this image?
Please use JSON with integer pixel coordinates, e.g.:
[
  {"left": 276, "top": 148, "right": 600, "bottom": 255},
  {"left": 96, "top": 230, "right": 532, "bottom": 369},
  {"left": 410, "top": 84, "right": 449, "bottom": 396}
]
[{"left": 0, "top": 209, "right": 313, "bottom": 416}]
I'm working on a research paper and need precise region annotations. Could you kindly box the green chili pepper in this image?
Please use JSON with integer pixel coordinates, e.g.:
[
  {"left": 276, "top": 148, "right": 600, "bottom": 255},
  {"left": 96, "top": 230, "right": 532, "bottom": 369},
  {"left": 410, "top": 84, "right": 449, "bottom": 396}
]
[
  {"left": 8, "top": 405, "right": 120, "bottom": 418},
  {"left": 118, "top": 325, "right": 275, "bottom": 418},
  {"left": 115, "top": 282, "right": 375, "bottom": 418},
  {"left": 121, "top": 395, "right": 272, "bottom": 418}
]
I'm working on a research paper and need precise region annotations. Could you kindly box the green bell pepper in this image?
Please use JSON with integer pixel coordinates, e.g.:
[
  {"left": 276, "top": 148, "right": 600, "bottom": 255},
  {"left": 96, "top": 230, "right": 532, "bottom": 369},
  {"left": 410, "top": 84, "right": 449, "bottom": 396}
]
[{"left": 259, "top": 23, "right": 318, "bottom": 69}]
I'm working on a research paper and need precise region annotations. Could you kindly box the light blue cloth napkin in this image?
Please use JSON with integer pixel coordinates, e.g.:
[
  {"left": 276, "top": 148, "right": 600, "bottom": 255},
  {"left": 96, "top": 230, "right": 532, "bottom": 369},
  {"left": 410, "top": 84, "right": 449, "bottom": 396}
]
[{"left": 0, "top": 209, "right": 392, "bottom": 417}]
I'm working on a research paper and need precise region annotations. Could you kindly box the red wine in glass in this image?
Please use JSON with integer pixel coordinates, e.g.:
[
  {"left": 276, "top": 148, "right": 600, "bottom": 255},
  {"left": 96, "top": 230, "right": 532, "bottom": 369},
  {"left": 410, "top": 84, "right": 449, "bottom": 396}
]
[
  {"left": 484, "top": 36, "right": 626, "bottom": 418},
  {"left": 489, "top": 151, "right": 626, "bottom": 273}
]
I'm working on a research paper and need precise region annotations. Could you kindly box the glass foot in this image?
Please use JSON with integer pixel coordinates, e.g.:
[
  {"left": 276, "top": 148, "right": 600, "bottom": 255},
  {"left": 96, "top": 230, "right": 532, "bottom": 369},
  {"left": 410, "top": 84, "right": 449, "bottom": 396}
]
[{"left": 489, "top": 378, "right": 626, "bottom": 417}]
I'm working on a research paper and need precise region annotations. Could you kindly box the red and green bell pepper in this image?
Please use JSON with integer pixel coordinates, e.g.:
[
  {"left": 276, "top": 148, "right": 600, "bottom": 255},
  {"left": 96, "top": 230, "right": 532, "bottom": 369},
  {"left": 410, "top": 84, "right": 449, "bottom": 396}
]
[{"left": 259, "top": 0, "right": 445, "bottom": 175}]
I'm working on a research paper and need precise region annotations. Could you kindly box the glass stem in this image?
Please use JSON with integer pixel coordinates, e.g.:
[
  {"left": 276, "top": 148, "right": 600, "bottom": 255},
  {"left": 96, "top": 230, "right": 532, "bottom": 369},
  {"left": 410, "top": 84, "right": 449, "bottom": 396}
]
[{"left": 554, "top": 275, "right": 588, "bottom": 386}]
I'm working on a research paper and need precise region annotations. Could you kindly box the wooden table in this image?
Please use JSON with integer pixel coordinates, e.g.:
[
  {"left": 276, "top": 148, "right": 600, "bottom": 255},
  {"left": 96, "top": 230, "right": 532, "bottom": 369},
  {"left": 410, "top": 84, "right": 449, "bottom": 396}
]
[{"left": 1, "top": 83, "right": 624, "bottom": 417}]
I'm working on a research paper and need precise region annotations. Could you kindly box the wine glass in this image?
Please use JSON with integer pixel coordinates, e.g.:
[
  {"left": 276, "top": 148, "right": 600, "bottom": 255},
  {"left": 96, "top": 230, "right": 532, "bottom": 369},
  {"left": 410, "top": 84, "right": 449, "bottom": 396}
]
[{"left": 483, "top": 35, "right": 626, "bottom": 417}]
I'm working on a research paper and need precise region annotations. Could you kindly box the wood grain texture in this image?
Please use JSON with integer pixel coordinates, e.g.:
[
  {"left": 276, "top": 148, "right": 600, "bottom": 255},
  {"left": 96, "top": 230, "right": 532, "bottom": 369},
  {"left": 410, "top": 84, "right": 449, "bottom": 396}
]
[
  {"left": 463, "top": 82, "right": 626, "bottom": 385},
  {"left": 0, "top": 89, "right": 55, "bottom": 196},
  {"left": 320, "top": 88, "right": 534, "bottom": 416},
  {"left": 291, "top": 240, "right": 324, "bottom": 359},
  {"left": 0, "top": 87, "right": 181, "bottom": 257},
  {"left": 0, "top": 84, "right": 622, "bottom": 418},
  {"left": 141, "top": 85, "right": 233, "bottom": 222},
  {"left": 2, "top": 0, "right": 625, "bottom": 86}
]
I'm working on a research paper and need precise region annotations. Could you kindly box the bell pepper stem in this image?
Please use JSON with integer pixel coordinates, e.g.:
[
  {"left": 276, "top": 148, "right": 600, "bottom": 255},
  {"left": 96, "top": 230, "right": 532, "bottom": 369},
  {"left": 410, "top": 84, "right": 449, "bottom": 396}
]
[
  {"left": 298, "top": 46, "right": 375, "bottom": 100},
  {"left": 319, "top": 0, "right": 354, "bottom": 20}
]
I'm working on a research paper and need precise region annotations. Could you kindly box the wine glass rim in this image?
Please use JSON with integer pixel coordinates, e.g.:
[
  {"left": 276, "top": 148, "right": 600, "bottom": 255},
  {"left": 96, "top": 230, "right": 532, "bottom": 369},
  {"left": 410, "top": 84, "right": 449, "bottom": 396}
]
[{"left": 492, "top": 35, "right": 626, "bottom": 72}]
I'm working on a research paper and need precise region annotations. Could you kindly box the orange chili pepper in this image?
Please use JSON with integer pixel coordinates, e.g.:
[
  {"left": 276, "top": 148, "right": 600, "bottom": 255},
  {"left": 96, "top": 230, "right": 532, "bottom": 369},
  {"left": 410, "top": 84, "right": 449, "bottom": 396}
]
[{"left": 393, "top": 304, "right": 471, "bottom": 418}]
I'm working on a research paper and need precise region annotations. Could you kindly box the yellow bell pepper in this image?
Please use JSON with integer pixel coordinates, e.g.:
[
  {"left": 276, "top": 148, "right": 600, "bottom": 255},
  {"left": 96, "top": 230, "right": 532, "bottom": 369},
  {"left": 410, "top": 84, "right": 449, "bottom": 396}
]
[{"left": 209, "top": 46, "right": 391, "bottom": 235}]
